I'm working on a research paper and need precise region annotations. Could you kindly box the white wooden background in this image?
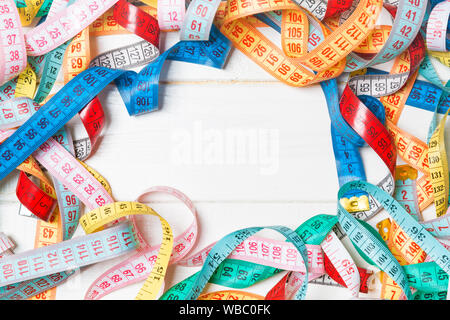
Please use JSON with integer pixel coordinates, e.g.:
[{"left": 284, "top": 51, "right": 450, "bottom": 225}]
[{"left": 0, "top": 22, "right": 449, "bottom": 300}]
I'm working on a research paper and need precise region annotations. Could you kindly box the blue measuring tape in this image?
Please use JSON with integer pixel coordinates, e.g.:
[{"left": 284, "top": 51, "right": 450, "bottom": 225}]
[
  {"left": 0, "top": 271, "right": 74, "bottom": 300},
  {"left": 0, "top": 222, "right": 138, "bottom": 286},
  {"left": 0, "top": 26, "right": 231, "bottom": 182},
  {"left": 330, "top": 93, "right": 387, "bottom": 200},
  {"left": 160, "top": 225, "right": 309, "bottom": 300},
  {"left": 338, "top": 180, "right": 450, "bottom": 300},
  {"left": 363, "top": 67, "right": 450, "bottom": 113}
]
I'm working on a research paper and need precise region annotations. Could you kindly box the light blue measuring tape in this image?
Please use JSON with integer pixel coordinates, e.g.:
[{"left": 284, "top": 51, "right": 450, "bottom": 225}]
[
  {"left": 51, "top": 127, "right": 82, "bottom": 241},
  {"left": 0, "top": 29, "right": 231, "bottom": 182},
  {"left": 160, "top": 225, "right": 309, "bottom": 300},
  {"left": 338, "top": 180, "right": 450, "bottom": 299},
  {"left": 344, "top": 0, "right": 427, "bottom": 71},
  {"left": 0, "top": 271, "right": 74, "bottom": 300},
  {"left": 330, "top": 93, "right": 386, "bottom": 201},
  {"left": 394, "top": 175, "right": 422, "bottom": 222},
  {"left": 419, "top": 54, "right": 450, "bottom": 94},
  {"left": 180, "top": 0, "right": 222, "bottom": 41},
  {"left": 34, "top": 40, "right": 71, "bottom": 104},
  {"left": 0, "top": 97, "right": 40, "bottom": 130},
  {"left": 362, "top": 67, "right": 450, "bottom": 114},
  {"left": 34, "top": 0, "right": 80, "bottom": 103},
  {"left": 0, "top": 222, "right": 138, "bottom": 286},
  {"left": 256, "top": 10, "right": 369, "bottom": 202}
]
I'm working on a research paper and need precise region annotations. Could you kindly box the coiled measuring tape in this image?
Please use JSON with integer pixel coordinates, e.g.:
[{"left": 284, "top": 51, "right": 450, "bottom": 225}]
[
  {"left": 0, "top": 3, "right": 230, "bottom": 299},
  {"left": 84, "top": 186, "right": 199, "bottom": 300},
  {"left": 0, "top": 232, "right": 75, "bottom": 300},
  {"left": 31, "top": 126, "right": 179, "bottom": 300},
  {"left": 11, "top": 127, "right": 179, "bottom": 300},
  {"left": 0, "top": 26, "right": 231, "bottom": 181},
  {"left": 0, "top": 0, "right": 446, "bottom": 302},
  {"left": 0, "top": 0, "right": 27, "bottom": 85},
  {"left": 160, "top": 225, "right": 309, "bottom": 300},
  {"left": 160, "top": 213, "right": 384, "bottom": 300},
  {"left": 426, "top": 0, "right": 450, "bottom": 52},
  {"left": 0, "top": 221, "right": 138, "bottom": 286},
  {"left": 25, "top": 0, "right": 120, "bottom": 56},
  {"left": 321, "top": 4, "right": 425, "bottom": 218},
  {"left": 338, "top": 180, "right": 450, "bottom": 299}
]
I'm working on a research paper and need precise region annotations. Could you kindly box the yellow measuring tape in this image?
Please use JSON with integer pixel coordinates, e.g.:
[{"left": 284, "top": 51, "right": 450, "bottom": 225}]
[
  {"left": 80, "top": 201, "right": 173, "bottom": 300},
  {"left": 428, "top": 50, "right": 450, "bottom": 67},
  {"left": 428, "top": 109, "right": 450, "bottom": 217},
  {"left": 18, "top": 0, "right": 44, "bottom": 26},
  {"left": 14, "top": 65, "right": 37, "bottom": 99}
]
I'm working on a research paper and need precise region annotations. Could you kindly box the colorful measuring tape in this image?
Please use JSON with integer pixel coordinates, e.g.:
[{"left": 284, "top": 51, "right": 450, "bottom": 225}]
[{"left": 0, "top": 0, "right": 447, "bottom": 302}]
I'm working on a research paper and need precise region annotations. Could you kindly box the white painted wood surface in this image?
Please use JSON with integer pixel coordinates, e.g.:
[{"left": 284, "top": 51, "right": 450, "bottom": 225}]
[{"left": 0, "top": 26, "right": 449, "bottom": 300}]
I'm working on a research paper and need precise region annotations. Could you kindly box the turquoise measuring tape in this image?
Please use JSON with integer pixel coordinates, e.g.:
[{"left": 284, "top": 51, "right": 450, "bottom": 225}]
[
  {"left": 161, "top": 226, "right": 309, "bottom": 300},
  {"left": 338, "top": 180, "right": 450, "bottom": 299}
]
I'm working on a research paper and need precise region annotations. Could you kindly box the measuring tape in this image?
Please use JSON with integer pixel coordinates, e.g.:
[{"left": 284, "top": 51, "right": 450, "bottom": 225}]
[
  {"left": 113, "top": 0, "right": 160, "bottom": 49},
  {"left": 198, "top": 290, "right": 264, "bottom": 300},
  {"left": 322, "top": 17, "right": 424, "bottom": 218},
  {"left": 16, "top": 170, "right": 57, "bottom": 221},
  {"left": 31, "top": 119, "right": 175, "bottom": 300},
  {"left": 0, "top": 34, "right": 232, "bottom": 181},
  {"left": 33, "top": 137, "right": 115, "bottom": 209},
  {"left": 84, "top": 186, "right": 198, "bottom": 300},
  {"left": 322, "top": 252, "right": 373, "bottom": 294},
  {"left": 334, "top": 35, "right": 423, "bottom": 217},
  {"left": 160, "top": 213, "right": 383, "bottom": 299},
  {"left": 426, "top": 0, "right": 450, "bottom": 52},
  {"left": 0, "top": 232, "right": 75, "bottom": 300},
  {"left": 0, "top": 0, "right": 27, "bottom": 86},
  {"left": 161, "top": 225, "right": 309, "bottom": 300},
  {"left": 50, "top": 127, "right": 83, "bottom": 241},
  {"left": 178, "top": 238, "right": 323, "bottom": 274},
  {"left": 0, "top": 0, "right": 445, "bottom": 302},
  {"left": 321, "top": 230, "right": 361, "bottom": 297},
  {"left": 79, "top": 201, "right": 174, "bottom": 300},
  {"left": 345, "top": 0, "right": 427, "bottom": 71},
  {"left": 338, "top": 180, "right": 450, "bottom": 299},
  {"left": 89, "top": 40, "right": 160, "bottom": 69},
  {"left": 34, "top": 41, "right": 70, "bottom": 104},
  {"left": 25, "top": 0, "right": 120, "bottom": 56},
  {"left": 0, "top": 221, "right": 138, "bottom": 286},
  {"left": 156, "top": 0, "right": 184, "bottom": 31},
  {"left": 181, "top": 0, "right": 221, "bottom": 40},
  {"left": 0, "top": 97, "right": 40, "bottom": 129},
  {"left": 427, "top": 108, "right": 450, "bottom": 217},
  {"left": 89, "top": 5, "right": 157, "bottom": 36}
]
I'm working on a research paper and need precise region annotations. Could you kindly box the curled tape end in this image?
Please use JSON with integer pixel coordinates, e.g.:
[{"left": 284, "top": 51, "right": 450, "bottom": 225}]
[
  {"left": 395, "top": 165, "right": 418, "bottom": 181},
  {"left": 376, "top": 218, "right": 391, "bottom": 242},
  {"left": 339, "top": 195, "right": 370, "bottom": 213},
  {"left": 366, "top": 270, "right": 382, "bottom": 294},
  {"left": 0, "top": 232, "right": 15, "bottom": 254}
]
